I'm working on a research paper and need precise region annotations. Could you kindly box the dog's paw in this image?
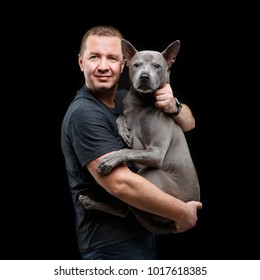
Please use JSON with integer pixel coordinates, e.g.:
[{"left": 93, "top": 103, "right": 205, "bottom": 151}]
[
  {"left": 97, "top": 157, "right": 114, "bottom": 175},
  {"left": 97, "top": 153, "right": 123, "bottom": 175},
  {"left": 124, "top": 133, "right": 133, "bottom": 148},
  {"left": 79, "top": 194, "right": 96, "bottom": 210}
]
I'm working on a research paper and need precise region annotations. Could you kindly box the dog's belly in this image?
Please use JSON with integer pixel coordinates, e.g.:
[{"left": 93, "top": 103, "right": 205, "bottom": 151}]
[
  {"left": 131, "top": 164, "right": 200, "bottom": 235},
  {"left": 126, "top": 108, "right": 200, "bottom": 201}
]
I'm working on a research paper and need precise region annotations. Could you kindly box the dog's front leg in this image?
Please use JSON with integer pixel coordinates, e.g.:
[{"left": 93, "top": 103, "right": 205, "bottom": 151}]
[
  {"left": 97, "top": 150, "right": 130, "bottom": 175},
  {"left": 116, "top": 115, "right": 133, "bottom": 148},
  {"left": 97, "top": 148, "right": 162, "bottom": 175}
]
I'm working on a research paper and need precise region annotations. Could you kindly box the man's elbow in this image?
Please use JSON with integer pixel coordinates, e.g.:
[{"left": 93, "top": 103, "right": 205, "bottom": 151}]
[{"left": 182, "top": 118, "right": 195, "bottom": 132}]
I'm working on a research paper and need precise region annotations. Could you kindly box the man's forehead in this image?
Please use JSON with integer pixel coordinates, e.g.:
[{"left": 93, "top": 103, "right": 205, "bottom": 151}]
[{"left": 84, "top": 36, "right": 122, "bottom": 56}]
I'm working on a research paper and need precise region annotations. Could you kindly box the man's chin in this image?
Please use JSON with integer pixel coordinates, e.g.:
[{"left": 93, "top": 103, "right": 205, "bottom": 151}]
[{"left": 96, "top": 81, "right": 117, "bottom": 91}]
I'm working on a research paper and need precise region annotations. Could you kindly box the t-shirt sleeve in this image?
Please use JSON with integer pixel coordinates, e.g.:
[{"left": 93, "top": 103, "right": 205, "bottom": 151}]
[{"left": 68, "top": 104, "right": 125, "bottom": 167}]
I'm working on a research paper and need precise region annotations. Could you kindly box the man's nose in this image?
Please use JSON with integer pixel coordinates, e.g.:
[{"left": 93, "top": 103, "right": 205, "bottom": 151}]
[{"left": 98, "top": 58, "right": 109, "bottom": 70}]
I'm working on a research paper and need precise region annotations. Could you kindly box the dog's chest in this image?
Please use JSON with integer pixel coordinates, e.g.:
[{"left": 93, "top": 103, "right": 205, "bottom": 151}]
[{"left": 126, "top": 105, "right": 173, "bottom": 146}]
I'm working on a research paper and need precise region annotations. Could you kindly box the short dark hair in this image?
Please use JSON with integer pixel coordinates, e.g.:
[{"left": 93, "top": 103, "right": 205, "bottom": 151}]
[{"left": 79, "top": 25, "right": 123, "bottom": 56}]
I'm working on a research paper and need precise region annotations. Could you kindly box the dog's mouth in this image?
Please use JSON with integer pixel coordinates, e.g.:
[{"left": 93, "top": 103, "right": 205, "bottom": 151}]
[{"left": 136, "top": 85, "right": 154, "bottom": 95}]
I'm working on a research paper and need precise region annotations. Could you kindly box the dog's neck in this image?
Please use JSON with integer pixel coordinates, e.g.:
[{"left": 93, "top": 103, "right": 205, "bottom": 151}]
[{"left": 131, "top": 88, "right": 157, "bottom": 106}]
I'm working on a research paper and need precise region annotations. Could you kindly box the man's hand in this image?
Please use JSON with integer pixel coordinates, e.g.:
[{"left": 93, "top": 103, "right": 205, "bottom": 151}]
[
  {"left": 154, "top": 83, "right": 195, "bottom": 132},
  {"left": 154, "top": 83, "right": 177, "bottom": 114},
  {"left": 172, "top": 201, "right": 203, "bottom": 233}
]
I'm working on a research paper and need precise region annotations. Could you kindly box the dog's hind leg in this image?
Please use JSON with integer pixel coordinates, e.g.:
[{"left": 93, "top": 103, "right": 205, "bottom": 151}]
[{"left": 79, "top": 194, "right": 129, "bottom": 217}]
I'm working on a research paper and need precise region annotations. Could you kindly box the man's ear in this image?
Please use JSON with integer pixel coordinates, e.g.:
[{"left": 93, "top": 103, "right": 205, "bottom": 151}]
[
  {"left": 121, "top": 59, "right": 126, "bottom": 73},
  {"left": 78, "top": 54, "right": 84, "bottom": 72}
]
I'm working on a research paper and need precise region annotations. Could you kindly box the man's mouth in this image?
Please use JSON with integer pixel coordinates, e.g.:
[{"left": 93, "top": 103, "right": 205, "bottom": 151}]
[{"left": 96, "top": 76, "right": 110, "bottom": 81}]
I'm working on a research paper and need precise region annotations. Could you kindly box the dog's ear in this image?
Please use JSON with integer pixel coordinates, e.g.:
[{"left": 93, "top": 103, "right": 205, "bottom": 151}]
[
  {"left": 121, "top": 39, "right": 138, "bottom": 64},
  {"left": 162, "top": 40, "right": 180, "bottom": 67}
]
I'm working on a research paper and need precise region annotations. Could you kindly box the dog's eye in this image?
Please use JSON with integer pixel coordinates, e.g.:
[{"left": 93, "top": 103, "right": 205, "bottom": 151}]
[
  {"left": 154, "top": 64, "right": 161, "bottom": 69},
  {"left": 133, "top": 63, "right": 140, "bottom": 69}
]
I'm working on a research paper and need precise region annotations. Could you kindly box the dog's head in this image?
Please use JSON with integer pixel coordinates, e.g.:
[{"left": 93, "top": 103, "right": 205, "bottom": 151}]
[{"left": 122, "top": 39, "right": 180, "bottom": 97}]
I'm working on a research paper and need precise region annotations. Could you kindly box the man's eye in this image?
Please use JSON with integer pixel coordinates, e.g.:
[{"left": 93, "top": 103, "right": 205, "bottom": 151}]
[{"left": 109, "top": 57, "right": 118, "bottom": 61}]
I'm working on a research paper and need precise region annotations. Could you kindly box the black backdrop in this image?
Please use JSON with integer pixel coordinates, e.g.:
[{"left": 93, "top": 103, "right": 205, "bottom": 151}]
[{"left": 1, "top": 4, "right": 258, "bottom": 260}]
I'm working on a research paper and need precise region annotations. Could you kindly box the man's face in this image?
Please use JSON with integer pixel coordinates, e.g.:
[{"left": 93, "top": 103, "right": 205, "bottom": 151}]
[{"left": 78, "top": 35, "right": 125, "bottom": 93}]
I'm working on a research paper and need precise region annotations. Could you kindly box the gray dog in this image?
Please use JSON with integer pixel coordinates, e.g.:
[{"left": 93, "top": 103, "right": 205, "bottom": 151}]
[{"left": 79, "top": 39, "right": 200, "bottom": 234}]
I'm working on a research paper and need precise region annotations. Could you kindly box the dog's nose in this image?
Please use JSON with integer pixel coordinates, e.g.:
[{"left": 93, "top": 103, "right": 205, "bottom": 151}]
[{"left": 140, "top": 74, "right": 150, "bottom": 81}]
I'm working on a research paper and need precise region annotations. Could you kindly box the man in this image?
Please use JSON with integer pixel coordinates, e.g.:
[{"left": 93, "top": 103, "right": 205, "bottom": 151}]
[{"left": 61, "top": 25, "right": 202, "bottom": 260}]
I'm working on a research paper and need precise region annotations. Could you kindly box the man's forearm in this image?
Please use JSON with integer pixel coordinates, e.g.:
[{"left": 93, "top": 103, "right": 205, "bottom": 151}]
[{"left": 169, "top": 103, "right": 195, "bottom": 132}]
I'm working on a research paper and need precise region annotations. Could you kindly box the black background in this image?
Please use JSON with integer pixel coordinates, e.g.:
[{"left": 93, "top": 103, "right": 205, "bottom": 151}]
[{"left": 1, "top": 4, "right": 258, "bottom": 260}]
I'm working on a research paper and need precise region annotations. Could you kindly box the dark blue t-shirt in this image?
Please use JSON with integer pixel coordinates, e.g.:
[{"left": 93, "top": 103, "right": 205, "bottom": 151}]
[{"left": 61, "top": 85, "right": 146, "bottom": 253}]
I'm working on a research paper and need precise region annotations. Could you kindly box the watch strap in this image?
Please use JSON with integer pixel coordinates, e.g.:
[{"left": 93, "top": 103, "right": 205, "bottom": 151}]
[{"left": 171, "top": 97, "right": 182, "bottom": 117}]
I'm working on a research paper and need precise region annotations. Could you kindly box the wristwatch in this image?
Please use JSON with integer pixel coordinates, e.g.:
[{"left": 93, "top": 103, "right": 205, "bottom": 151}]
[{"left": 171, "top": 97, "right": 182, "bottom": 117}]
